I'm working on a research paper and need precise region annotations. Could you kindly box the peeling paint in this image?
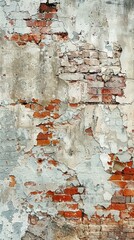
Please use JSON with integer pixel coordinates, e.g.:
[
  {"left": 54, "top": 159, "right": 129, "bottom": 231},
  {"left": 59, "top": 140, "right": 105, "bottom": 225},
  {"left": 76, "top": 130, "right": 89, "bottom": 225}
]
[{"left": 0, "top": 0, "right": 134, "bottom": 239}]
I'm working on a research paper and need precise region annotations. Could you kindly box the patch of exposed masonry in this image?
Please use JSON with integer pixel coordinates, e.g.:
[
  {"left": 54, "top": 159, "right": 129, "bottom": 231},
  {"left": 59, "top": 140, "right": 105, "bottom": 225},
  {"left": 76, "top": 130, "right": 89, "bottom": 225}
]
[{"left": 0, "top": 0, "right": 134, "bottom": 239}]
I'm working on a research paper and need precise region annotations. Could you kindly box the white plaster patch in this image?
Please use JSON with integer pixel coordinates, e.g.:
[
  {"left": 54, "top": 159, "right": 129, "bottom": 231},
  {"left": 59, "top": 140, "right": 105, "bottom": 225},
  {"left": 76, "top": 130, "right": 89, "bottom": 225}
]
[{"left": 100, "top": 153, "right": 111, "bottom": 171}]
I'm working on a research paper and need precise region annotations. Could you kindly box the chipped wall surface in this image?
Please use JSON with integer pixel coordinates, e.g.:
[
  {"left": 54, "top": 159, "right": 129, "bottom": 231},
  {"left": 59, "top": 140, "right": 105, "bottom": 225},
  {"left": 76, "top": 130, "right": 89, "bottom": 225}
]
[{"left": 0, "top": 0, "right": 134, "bottom": 239}]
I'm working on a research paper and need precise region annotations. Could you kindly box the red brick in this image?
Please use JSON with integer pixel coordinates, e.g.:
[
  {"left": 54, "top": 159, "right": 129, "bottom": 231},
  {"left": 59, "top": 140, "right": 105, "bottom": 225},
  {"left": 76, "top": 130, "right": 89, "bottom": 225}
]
[
  {"left": 52, "top": 140, "right": 60, "bottom": 146},
  {"left": 45, "top": 104, "right": 55, "bottom": 111},
  {"left": 33, "top": 20, "right": 47, "bottom": 27},
  {"left": 55, "top": 32, "right": 68, "bottom": 40},
  {"left": 59, "top": 210, "right": 82, "bottom": 218},
  {"left": 30, "top": 191, "right": 43, "bottom": 195},
  {"left": 52, "top": 113, "right": 60, "bottom": 119},
  {"left": 51, "top": 99, "right": 61, "bottom": 104},
  {"left": 66, "top": 203, "right": 78, "bottom": 210},
  {"left": 69, "top": 103, "right": 79, "bottom": 108},
  {"left": 129, "top": 211, "right": 134, "bottom": 218},
  {"left": 123, "top": 175, "right": 134, "bottom": 181},
  {"left": 46, "top": 190, "right": 54, "bottom": 197},
  {"left": 113, "top": 181, "right": 127, "bottom": 188},
  {"left": 102, "top": 94, "right": 112, "bottom": 103},
  {"left": 37, "top": 139, "right": 51, "bottom": 146},
  {"left": 109, "top": 174, "right": 122, "bottom": 181},
  {"left": 64, "top": 187, "right": 78, "bottom": 195},
  {"left": 53, "top": 194, "right": 72, "bottom": 202},
  {"left": 123, "top": 189, "right": 134, "bottom": 196},
  {"left": 39, "top": 3, "right": 57, "bottom": 13},
  {"left": 17, "top": 41, "right": 26, "bottom": 46},
  {"left": 32, "top": 34, "right": 41, "bottom": 44},
  {"left": 102, "top": 88, "right": 112, "bottom": 95},
  {"left": 45, "top": 13, "right": 55, "bottom": 19},
  {"left": 110, "top": 203, "right": 126, "bottom": 211},
  {"left": 123, "top": 167, "right": 134, "bottom": 175},
  {"left": 102, "top": 88, "right": 123, "bottom": 96},
  {"left": 20, "top": 34, "right": 29, "bottom": 41},
  {"left": 39, "top": 125, "right": 48, "bottom": 132},
  {"left": 11, "top": 33, "right": 20, "bottom": 41},
  {"left": 127, "top": 161, "right": 133, "bottom": 167},
  {"left": 9, "top": 175, "right": 16, "bottom": 187},
  {"left": 27, "top": 34, "right": 33, "bottom": 42},
  {"left": 27, "top": 20, "right": 47, "bottom": 28},
  {"left": 33, "top": 111, "right": 50, "bottom": 118},
  {"left": 37, "top": 132, "right": 52, "bottom": 140}
]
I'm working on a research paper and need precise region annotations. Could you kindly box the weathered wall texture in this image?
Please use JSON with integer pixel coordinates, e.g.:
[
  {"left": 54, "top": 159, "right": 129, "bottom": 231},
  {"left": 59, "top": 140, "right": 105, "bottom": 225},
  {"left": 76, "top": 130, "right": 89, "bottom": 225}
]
[{"left": 0, "top": 0, "right": 134, "bottom": 239}]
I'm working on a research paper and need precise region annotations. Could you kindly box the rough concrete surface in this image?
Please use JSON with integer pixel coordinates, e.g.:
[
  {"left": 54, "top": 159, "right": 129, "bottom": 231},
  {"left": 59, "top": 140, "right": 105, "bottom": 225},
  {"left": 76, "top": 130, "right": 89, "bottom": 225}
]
[{"left": 0, "top": 0, "right": 134, "bottom": 239}]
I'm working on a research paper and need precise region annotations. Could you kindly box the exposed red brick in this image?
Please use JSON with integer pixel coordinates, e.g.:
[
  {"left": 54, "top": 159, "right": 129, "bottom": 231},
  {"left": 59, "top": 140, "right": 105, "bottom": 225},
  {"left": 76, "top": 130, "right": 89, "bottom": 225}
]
[
  {"left": 20, "top": 34, "right": 29, "bottom": 41},
  {"left": 27, "top": 20, "right": 47, "bottom": 27},
  {"left": 59, "top": 210, "right": 82, "bottom": 218},
  {"left": 33, "top": 111, "right": 50, "bottom": 118},
  {"left": 113, "top": 181, "right": 127, "bottom": 188},
  {"left": 17, "top": 41, "right": 27, "bottom": 46},
  {"left": 37, "top": 139, "right": 51, "bottom": 146},
  {"left": 102, "top": 94, "right": 112, "bottom": 103},
  {"left": 64, "top": 187, "right": 78, "bottom": 195},
  {"left": 45, "top": 104, "right": 55, "bottom": 111},
  {"left": 69, "top": 103, "right": 79, "bottom": 107},
  {"left": 45, "top": 13, "right": 55, "bottom": 19},
  {"left": 66, "top": 203, "right": 78, "bottom": 210},
  {"left": 52, "top": 140, "right": 60, "bottom": 146},
  {"left": 32, "top": 34, "right": 41, "bottom": 44},
  {"left": 123, "top": 175, "right": 134, "bottom": 181},
  {"left": 123, "top": 167, "right": 134, "bottom": 175},
  {"left": 127, "top": 161, "right": 133, "bottom": 167},
  {"left": 55, "top": 32, "right": 68, "bottom": 40},
  {"left": 39, "top": 125, "right": 48, "bottom": 132},
  {"left": 9, "top": 175, "right": 16, "bottom": 187},
  {"left": 102, "top": 88, "right": 123, "bottom": 96},
  {"left": 109, "top": 174, "right": 122, "bottom": 181},
  {"left": 51, "top": 99, "right": 61, "bottom": 104},
  {"left": 110, "top": 203, "right": 126, "bottom": 211},
  {"left": 53, "top": 194, "right": 72, "bottom": 202},
  {"left": 52, "top": 113, "right": 60, "bottom": 119},
  {"left": 102, "top": 88, "right": 112, "bottom": 95},
  {"left": 37, "top": 132, "right": 52, "bottom": 140},
  {"left": 11, "top": 33, "right": 20, "bottom": 41},
  {"left": 46, "top": 190, "right": 54, "bottom": 196},
  {"left": 39, "top": 3, "right": 57, "bottom": 13},
  {"left": 129, "top": 211, "right": 134, "bottom": 218},
  {"left": 123, "top": 189, "right": 134, "bottom": 196},
  {"left": 30, "top": 191, "right": 43, "bottom": 195}
]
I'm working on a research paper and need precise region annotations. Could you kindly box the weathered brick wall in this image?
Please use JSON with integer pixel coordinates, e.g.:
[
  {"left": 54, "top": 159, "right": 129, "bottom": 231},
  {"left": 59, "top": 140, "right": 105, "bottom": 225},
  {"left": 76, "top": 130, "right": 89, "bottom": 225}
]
[{"left": 0, "top": 0, "right": 134, "bottom": 239}]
